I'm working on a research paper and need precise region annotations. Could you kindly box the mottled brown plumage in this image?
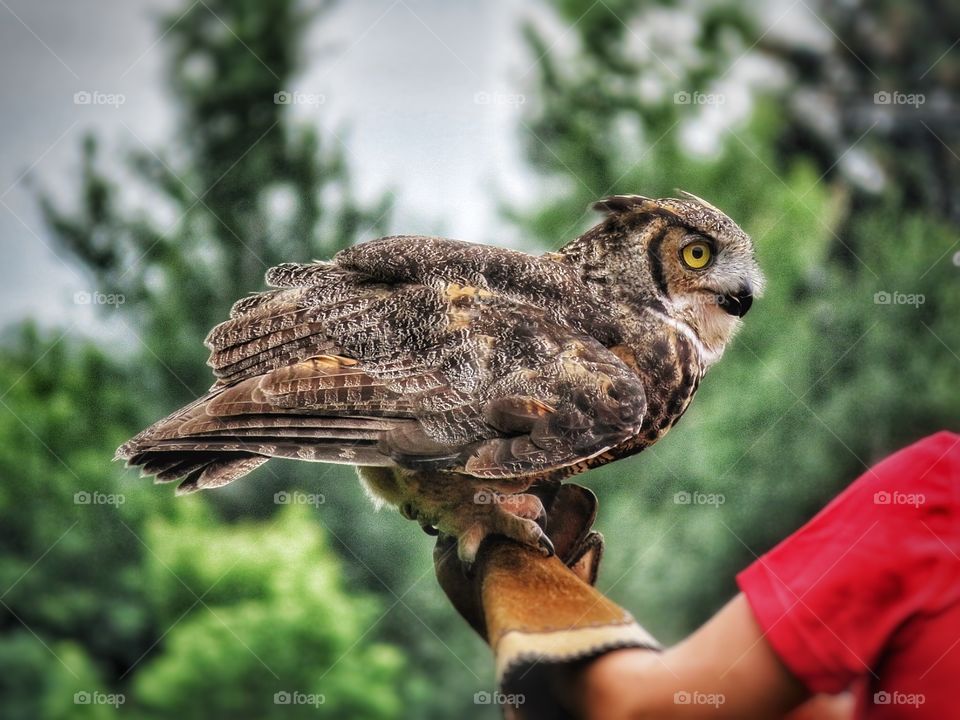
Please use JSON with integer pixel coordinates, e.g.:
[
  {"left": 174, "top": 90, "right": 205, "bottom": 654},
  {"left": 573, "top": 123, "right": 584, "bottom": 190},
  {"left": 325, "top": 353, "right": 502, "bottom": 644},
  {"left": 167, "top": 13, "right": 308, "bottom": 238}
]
[{"left": 116, "top": 193, "right": 762, "bottom": 561}]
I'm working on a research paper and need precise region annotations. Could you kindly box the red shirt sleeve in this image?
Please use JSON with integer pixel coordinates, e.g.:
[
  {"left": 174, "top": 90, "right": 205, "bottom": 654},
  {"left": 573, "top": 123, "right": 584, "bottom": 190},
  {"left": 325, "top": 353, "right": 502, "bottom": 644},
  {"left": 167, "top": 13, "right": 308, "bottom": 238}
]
[{"left": 737, "top": 431, "right": 960, "bottom": 695}]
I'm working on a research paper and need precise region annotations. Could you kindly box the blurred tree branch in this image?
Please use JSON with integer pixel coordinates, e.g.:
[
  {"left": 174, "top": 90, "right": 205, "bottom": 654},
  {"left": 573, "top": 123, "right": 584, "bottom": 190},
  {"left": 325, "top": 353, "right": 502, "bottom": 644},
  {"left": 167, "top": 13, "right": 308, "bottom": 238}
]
[{"left": 38, "top": 0, "right": 391, "bottom": 399}]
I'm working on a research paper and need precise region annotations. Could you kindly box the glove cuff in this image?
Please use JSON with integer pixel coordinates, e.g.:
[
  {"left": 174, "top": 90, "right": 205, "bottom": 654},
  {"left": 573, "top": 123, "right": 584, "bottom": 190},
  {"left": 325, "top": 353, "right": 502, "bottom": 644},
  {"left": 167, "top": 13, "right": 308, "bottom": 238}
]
[
  {"left": 496, "top": 620, "right": 661, "bottom": 686},
  {"left": 478, "top": 542, "right": 661, "bottom": 687}
]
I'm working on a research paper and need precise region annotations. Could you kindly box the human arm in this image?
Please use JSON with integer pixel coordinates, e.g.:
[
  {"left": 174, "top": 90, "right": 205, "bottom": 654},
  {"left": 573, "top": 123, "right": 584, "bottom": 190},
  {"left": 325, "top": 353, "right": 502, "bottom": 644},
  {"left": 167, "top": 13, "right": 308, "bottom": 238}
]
[
  {"left": 438, "top": 432, "right": 960, "bottom": 717},
  {"left": 574, "top": 594, "right": 809, "bottom": 719},
  {"left": 434, "top": 485, "right": 811, "bottom": 719}
]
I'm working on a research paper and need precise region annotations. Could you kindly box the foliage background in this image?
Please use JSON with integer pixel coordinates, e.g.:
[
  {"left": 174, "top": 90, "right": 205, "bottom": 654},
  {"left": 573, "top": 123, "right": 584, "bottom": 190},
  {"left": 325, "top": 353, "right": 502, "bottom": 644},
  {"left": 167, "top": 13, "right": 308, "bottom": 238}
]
[{"left": 1, "top": 0, "right": 957, "bottom": 718}]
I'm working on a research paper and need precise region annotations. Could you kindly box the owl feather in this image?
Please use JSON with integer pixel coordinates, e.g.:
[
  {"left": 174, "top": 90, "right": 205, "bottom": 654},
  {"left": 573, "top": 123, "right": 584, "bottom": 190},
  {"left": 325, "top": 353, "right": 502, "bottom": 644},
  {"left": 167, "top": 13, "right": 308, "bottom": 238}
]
[{"left": 116, "top": 194, "right": 762, "bottom": 561}]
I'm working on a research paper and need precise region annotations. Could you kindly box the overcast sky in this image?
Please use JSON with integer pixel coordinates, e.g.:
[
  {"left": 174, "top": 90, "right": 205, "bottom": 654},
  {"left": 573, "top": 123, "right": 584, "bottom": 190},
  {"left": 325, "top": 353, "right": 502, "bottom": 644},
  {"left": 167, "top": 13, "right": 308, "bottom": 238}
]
[
  {"left": 0, "top": 0, "right": 538, "bottom": 329},
  {"left": 0, "top": 0, "right": 825, "bottom": 332}
]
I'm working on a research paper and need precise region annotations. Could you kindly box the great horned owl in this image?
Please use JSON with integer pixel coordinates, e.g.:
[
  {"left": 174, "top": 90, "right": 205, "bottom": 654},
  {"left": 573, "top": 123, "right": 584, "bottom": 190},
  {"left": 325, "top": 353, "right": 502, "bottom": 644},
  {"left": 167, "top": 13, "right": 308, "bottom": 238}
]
[{"left": 117, "top": 193, "right": 762, "bottom": 563}]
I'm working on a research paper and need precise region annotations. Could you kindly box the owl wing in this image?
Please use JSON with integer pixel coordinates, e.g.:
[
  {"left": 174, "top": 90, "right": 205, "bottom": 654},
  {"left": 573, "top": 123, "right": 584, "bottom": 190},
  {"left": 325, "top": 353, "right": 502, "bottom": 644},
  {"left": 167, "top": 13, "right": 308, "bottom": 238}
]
[{"left": 116, "top": 237, "right": 647, "bottom": 491}]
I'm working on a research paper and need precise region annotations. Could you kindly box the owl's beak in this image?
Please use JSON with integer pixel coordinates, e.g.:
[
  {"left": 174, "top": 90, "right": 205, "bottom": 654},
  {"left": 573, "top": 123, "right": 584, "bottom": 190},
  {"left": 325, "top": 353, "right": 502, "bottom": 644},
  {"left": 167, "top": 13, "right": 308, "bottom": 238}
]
[{"left": 719, "top": 283, "right": 753, "bottom": 317}]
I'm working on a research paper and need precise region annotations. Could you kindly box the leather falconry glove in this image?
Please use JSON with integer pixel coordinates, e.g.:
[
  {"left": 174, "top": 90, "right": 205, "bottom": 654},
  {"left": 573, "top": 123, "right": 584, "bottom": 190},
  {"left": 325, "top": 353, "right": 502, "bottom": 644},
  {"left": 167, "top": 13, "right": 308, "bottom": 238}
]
[{"left": 433, "top": 483, "right": 661, "bottom": 719}]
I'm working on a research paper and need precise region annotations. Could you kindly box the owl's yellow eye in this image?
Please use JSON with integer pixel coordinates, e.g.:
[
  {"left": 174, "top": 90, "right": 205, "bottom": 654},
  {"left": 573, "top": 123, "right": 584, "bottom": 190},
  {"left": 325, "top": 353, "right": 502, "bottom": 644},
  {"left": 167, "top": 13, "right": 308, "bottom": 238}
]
[{"left": 681, "top": 241, "right": 713, "bottom": 270}]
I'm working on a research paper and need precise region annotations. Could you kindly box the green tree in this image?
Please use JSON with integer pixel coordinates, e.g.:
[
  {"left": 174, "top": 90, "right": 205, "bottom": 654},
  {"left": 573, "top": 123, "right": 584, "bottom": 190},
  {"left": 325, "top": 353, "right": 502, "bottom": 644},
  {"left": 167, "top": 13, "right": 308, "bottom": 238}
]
[
  {"left": 0, "top": 324, "right": 413, "bottom": 719},
  {"left": 0, "top": 1, "right": 437, "bottom": 718},
  {"left": 32, "top": 0, "right": 495, "bottom": 715},
  {"left": 40, "top": 0, "right": 390, "bottom": 400},
  {"left": 133, "top": 504, "right": 410, "bottom": 719}
]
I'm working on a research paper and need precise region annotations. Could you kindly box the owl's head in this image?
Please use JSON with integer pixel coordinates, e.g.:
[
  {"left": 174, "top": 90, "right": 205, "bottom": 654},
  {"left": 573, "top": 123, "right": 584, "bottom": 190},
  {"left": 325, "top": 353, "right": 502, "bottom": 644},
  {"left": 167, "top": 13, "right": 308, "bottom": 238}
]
[{"left": 568, "top": 193, "right": 764, "bottom": 363}]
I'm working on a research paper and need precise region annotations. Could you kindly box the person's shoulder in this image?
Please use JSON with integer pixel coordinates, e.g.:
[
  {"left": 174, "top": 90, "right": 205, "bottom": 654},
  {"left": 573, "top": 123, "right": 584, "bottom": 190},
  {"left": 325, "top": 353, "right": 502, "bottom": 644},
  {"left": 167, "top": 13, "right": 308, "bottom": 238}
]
[
  {"left": 887, "top": 430, "right": 959, "bottom": 460},
  {"left": 852, "top": 431, "right": 960, "bottom": 517},
  {"left": 870, "top": 431, "right": 960, "bottom": 488}
]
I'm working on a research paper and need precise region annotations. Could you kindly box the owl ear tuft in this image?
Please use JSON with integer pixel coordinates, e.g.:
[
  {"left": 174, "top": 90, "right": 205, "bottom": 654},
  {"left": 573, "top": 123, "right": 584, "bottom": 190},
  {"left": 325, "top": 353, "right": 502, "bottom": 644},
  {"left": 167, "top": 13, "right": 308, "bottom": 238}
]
[
  {"left": 675, "top": 189, "right": 726, "bottom": 215},
  {"left": 592, "top": 194, "right": 658, "bottom": 216}
]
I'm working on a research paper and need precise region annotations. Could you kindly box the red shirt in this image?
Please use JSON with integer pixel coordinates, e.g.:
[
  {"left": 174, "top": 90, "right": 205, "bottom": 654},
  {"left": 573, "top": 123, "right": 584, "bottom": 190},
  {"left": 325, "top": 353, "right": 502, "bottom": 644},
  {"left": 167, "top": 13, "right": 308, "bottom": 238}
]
[{"left": 737, "top": 431, "right": 960, "bottom": 718}]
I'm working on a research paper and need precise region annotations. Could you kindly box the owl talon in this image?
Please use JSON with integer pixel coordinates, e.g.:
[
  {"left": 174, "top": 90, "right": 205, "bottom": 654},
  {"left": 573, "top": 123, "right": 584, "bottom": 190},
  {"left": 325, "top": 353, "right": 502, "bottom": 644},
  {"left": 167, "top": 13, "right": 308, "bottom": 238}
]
[
  {"left": 432, "top": 492, "right": 551, "bottom": 567},
  {"left": 537, "top": 532, "right": 556, "bottom": 557},
  {"left": 398, "top": 485, "right": 551, "bottom": 566}
]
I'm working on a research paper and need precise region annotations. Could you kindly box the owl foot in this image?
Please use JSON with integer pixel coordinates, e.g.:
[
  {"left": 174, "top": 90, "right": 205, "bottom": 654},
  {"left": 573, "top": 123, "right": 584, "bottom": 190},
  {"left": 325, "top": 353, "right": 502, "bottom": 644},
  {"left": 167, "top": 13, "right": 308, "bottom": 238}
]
[{"left": 434, "top": 490, "right": 555, "bottom": 568}]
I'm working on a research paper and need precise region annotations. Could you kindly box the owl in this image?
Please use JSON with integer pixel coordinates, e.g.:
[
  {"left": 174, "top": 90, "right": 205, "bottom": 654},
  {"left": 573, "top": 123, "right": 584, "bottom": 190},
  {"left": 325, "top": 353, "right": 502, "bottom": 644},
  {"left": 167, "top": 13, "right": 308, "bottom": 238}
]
[{"left": 116, "top": 193, "right": 763, "bottom": 564}]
